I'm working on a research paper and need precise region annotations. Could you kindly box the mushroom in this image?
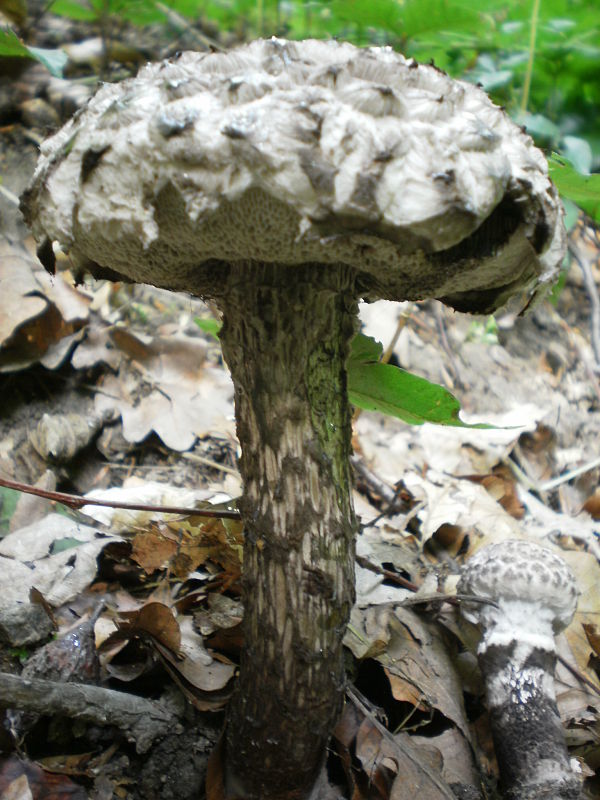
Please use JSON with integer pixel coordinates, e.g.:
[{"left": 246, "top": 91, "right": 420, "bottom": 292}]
[
  {"left": 21, "top": 39, "right": 565, "bottom": 799},
  {"left": 458, "top": 539, "right": 581, "bottom": 799}
]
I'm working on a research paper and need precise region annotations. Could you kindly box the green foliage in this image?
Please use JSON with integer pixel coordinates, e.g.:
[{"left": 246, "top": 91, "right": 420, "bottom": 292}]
[
  {"left": 348, "top": 334, "right": 490, "bottom": 428},
  {"left": 193, "top": 321, "right": 483, "bottom": 427},
  {"left": 50, "top": 536, "right": 86, "bottom": 553},
  {"left": 194, "top": 317, "right": 222, "bottom": 341},
  {"left": 49, "top": 0, "right": 165, "bottom": 25},
  {"left": 0, "top": 26, "right": 67, "bottom": 75},
  {"left": 466, "top": 316, "right": 499, "bottom": 346},
  {"left": 0, "top": 486, "right": 18, "bottom": 535},
  {"left": 548, "top": 154, "right": 600, "bottom": 223}
]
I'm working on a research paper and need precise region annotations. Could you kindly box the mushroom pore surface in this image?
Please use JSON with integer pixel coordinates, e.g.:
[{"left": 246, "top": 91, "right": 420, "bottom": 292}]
[{"left": 22, "top": 37, "right": 565, "bottom": 313}]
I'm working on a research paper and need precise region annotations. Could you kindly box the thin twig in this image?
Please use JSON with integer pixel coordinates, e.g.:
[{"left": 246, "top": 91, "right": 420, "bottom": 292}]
[
  {"left": 521, "top": 0, "right": 541, "bottom": 112},
  {"left": 557, "top": 654, "right": 600, "bottom": 698},
  {"left": 570, "top": 237, "right": 600, "bottom": 369},
  {"left": 351, "top": 455, "right": 399, "bottom": 506},
  {"left": 380, "top": 312, "right": 408, "bottom": 365},
  {"left": 539, "top": 455, "right": 600, "bottom": 492},
  {"left": 182, "top": 451, "right": 239, "bottom": 476},
  {"left": 355, "top": 554, "right": 418, "bottom": 592},
  {"left": 398, "top": 592, "right": 499, "bottom": 609},
  {"left": 433, "top": 302, "right": 465, "bottom": 391},
  {"left": 0, "top": 476, "right": 241, "bottom": 520},
  {"left": 548, "top": 305, "right": 600, "bottom": 402},
  {"left": 154, "top": 2, "right": 224, "bottom": 52},
  {"left": 0, "top": 184, "right": 20, "bottom": 206},
  {"left": 0, "top": 672, "right": 179, "bottom": 753},
  {"left": 345, "top": 685, "right": 457, "bottom": 799}
]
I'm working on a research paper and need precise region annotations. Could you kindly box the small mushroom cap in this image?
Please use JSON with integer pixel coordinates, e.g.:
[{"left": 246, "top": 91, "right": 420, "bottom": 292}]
[
  {"left": 458, "top": 539, "right": 578, "bottom": 636},
  {"left": 22, "top": 38, "right": 565, "bottom": 312}
]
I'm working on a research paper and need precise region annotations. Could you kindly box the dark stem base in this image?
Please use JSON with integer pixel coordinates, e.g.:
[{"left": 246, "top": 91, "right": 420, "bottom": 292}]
[
  {"left": 217, "top": 263, "right": 358, "bottom": 799},
  {"left": 480, "top": 643, "right": 581, "bottom": 800}
]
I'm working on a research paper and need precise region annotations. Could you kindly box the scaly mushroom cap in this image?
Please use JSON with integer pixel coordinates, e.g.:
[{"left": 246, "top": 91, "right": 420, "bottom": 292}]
[
  {"left": 21, "top": 38, "right": 565, "bottom": 313},
  {"left": 458, "top": 539, "right": 578, "bottom": 651}
]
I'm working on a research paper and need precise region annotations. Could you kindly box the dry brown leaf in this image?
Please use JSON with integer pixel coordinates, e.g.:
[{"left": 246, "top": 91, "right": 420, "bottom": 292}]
[
  {"left": 355, "top": 717, "right": 397, "bottom": 797},
  {"left": 194, "top": 594, "right": 244, "bottom": 637},
  {"left": 71, "top": 321, "right": 122, "bottom": 370},
  {"left": 560, "top": 549, "right": 600, "bottom": 690},
  {"left": 410, "top": 728, "right": 481, "bottom": 790},
  {"left": 0, "top": 757, "right": 86, "bottom": 800},
  {"left": 130, "top": 527, "right": 180, "bottom": 574},
  {"left": 379, "top": 609, "right": 470, "bottom": 740},
  {"left": 170, "top": 516, "right": 243, "bottom": 583},
  {"left": 120, "top": 602, "right": 182, "bottom": 654},
  {"left": 334, "top": 699, "right": 456, "bottom": 800},
  {"left": 0, "top": 238, "right": 89, "bottom": 372},
  {"left": 93, "top": 329, "right": 233, "bottom": 451},
  {"left": 583, "top": 622, "right": 600, "bottom": 658},
  {"left": 0, "top": 514, "right": 120, "bottom": 608},
  {"left": 29, "top": 411, "right": 104, "bottom": 462},
  {"left": 517, "top": 423, "right": 557, "bottom": 482},
  {"left": 583, "top": 488, "right": 600, "bottom": 520},
  {"left": 461, "top": 469, "right": 524, "bottom": 520}
]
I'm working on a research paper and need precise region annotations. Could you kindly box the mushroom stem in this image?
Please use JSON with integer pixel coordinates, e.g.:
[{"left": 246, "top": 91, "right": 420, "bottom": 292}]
[
  {"left": 458, "top": 540, "right": 581, "bottom": 800},
  {"left": 217, "top": 262, "right": 358, "bottom": 799},
  {"left": 478, "top": 641, "right": 581, "bottom": 800}
]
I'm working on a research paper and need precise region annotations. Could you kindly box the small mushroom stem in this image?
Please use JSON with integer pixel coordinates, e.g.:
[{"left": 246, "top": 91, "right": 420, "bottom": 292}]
[
  {"left": 216, "top": 262, "right": 358, "bottom": 799},
  {"left": 478, "top": 638, "right": 581, "bottom": 799}
]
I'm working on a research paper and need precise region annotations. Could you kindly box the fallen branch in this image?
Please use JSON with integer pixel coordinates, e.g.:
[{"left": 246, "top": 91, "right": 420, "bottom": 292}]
[
  {"left": 0, "top": 673, "right": 180, "bottom": 753},
  {"left": 0, "top": 476, "right": 242, "bottom": 520}
]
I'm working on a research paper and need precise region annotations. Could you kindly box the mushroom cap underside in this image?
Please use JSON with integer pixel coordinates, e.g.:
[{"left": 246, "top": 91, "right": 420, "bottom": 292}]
[
  {"left": 21, "top": 38, "right": 566, "bottom": 313},
  {"left": 458, "top": 539, "right": 578, "bottom": 633}
]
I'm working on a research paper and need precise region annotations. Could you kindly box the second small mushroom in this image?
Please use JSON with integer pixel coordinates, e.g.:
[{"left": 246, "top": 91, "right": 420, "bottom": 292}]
[{"left": 458, "top": 539, "right": 581, "bottom": 800}]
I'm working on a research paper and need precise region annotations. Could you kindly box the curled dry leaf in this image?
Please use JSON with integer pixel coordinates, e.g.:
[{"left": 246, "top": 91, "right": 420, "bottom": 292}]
[
  {"left": 0, "top": 513, "right": 120, "bottom": 609},
  {"left": 167, "top": 515, "right": 243, "bottom": 585},
  {"left": 460, "top": 468, "right": 524, "bottom": 520},
  {"left": 0, "top": 238, "right": 89, "bottom": 372},
  {"left": 81, "top": 480, "right": 229, "bottom": 531},
  {"left": 334, "top": 698, "right": 456, "bottom": 800},
  {"left": 0, "top": 757, "right": 87, "bottom": 800},
  {"left": 29, "top": 411, "right": 104, "bottom": 462},
  {"left": 379, "top": 609, "right": 471, "bottom": 740},
  {"left": 116, "top": 602, "right": 182, "bottom": 654},
  {"left": 93, "top": 328, "right": 234, "bottom": 451}
]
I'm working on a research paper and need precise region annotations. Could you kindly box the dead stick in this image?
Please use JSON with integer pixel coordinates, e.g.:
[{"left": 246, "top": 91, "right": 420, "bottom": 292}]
[
  {"left": 0, "top": 476, "right": 241, "bottom": 520},
  {"left": 0, "top": 672, "right": 179, "bottom": 753}
]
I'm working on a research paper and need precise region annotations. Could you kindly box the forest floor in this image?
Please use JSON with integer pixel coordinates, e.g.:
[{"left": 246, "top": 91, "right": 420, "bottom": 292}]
[{"left": 1, "top": 9, "right": 600, "bottom": 800}]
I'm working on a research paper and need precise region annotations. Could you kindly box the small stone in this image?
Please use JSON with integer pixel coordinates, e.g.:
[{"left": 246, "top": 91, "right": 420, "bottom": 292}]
[
  {"left": 0, "top": 602, "right": 54, "bottom": 647},
  {"left": 20, "top": 98, "right": 60, "bottom": 131}
]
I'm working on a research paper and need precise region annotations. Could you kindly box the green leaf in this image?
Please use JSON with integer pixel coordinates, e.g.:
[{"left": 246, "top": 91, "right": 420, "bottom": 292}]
[
  {"left": 49, "top": 0, "right": 101, "bottom": 20},
  {"left": 348, "top": 333, "right": 382, "bottom": 365},
  {"left": 194, "top": 317, "right": 222, "bottom": 341},
  {"left": 27, "top": 44, "right": 68, "bottom": 76},
  {"left": 347, "top": 334, "right": 490, "bottom": 428},
  {"left": 548, "top": 154, "right": 600, "bottom": 223},
  {"left": 0, "top": 486, "right": 19, "bottom": 535},
  {"left": 0, "top": 27, "right": 67, "bottom": 76},
  {"left": 560, "top": 136, "right": 593, "bottom": 175},
  {"left": 50, "top": 537, "right": 85, "bottom": 554}
]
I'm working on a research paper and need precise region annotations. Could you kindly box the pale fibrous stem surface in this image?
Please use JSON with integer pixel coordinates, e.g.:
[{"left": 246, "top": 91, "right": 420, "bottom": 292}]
[{"left": 217, "top": 262, "right": 358, "bottom": 798}]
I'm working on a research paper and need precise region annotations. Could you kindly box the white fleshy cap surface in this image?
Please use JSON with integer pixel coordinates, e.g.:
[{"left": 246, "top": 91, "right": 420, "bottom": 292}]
[
  {"left": 459, "top": 539, "right": 578, "bottom": 653},
  {"left": 23, "top": 38, "right": 565, "bottom": 312}
]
